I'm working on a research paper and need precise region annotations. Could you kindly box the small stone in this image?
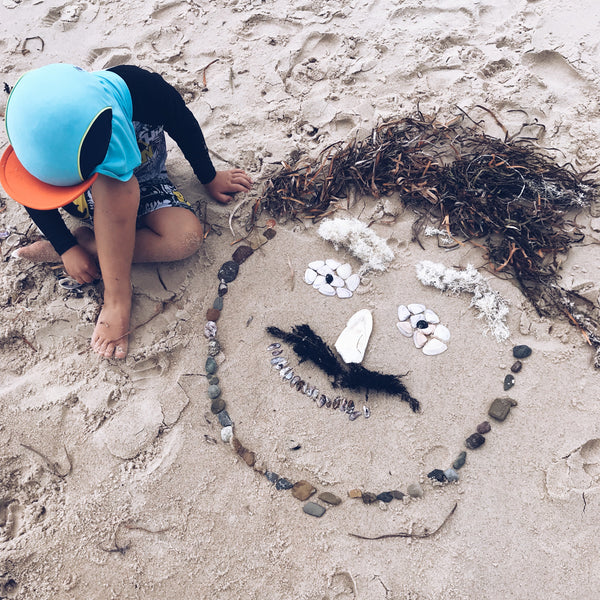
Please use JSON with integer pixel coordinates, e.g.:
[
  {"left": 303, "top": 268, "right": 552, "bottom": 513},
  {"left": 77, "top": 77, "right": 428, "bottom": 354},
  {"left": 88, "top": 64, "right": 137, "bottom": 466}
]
[
  {"left": 416, "top": 319, "right": 429, "bottom": 329},
  {"left": 465, "top": 433, "right": 486, "bottom": 450},
  {"left": 303, "top": 502, "right": 326, "bottom": 518},
  {"left": 376, "top": 492, "right": 394, "bottom": 503},
  {"left": 217, "top": 410, "right": 232, "bottom": 427},
  {"left": 265, "top": 470, "right": 279, "bottom": 483},
  {"left": 453, "top": 451, "right": 467, "bottom": 470},
  {"left": 318, "top": 283, "right": 336, "bottom": 296},
  {"left": 410, "top": 313, "right": 426, "bottom": 328},
  {"left": 275, "top": 477, "right": 293, "bottom": 490},
  {"left": 488, "top": 397, "right": 517, "bottom": 421},
  {"left": 325, "top": 258, "right": 341, "bottom": 269},
  {"left": 308, "top": 260, "right": 325, "bottom": 270},
  {"left": 510, "top": 360, "right": 523, "bottom": 373},
  {"left": 220, "top": 426, "right": 233, "bottom": 443},
  {"left": 413, "top": 330, "right": 427, "bottom": 349},
  {"left": 205, "top": 356, "right": 218, "bottom": 375},
  {"left": 206, "top": 308, "right": 220, "bottom": 322},
  {"left": 208, "top": 376, "right": 219, "bottom": 385},
  {"left": 444, "top": 468, "right": 459, "bottom": 483},
  {"left": 390, "top": 490, "right": 405, "bottom": 500},
  {"left": 304, "top": 268, "right": 318, "bottom": 284},
  {"left": 325, "top": 273, "right": 334, "bottom": 284},
  {"left": 397, "top": 321, "right": 413, "bottom": 337},
  {"left": 218, "top": 281, "right": 228, "bottom": 296},
  {"left": 408, "top": 303, "right": 426, "bottom": 314},
  {"left": 263, "top": 228, "right": 276, "bottom": 240},
  {"left": 476, "top": 421, "right": 491, "bottom": 434},
  {"left": 318, "top": 492, "right": 342, "bottom": 505},
  {"left": 210, "top": 398, "right": 225, "bottom": 414},
  {"left": 432, "top": 324, "right": 451, "bottom": 343},
  {"left": 513, "top": 344, "right": 532, "bottom": 359},
  {"left": 241, "top": 449, "right": 255, "bottom": 467},
  {"left": 231, "top": 437, "right": 242, "bottom": 453},
  {"left": 291, "top": 480, "right": 316, "bottom": 501},
  {"left": 213, "top": 296, "right": 224, "bottom": 310},
  {"left": 427, "top": 469, "right": 447, "bottom": 483},
  {"left": 424, "top": 308, "right": 440, "bottom": 324},
  {"left": 422, "top": 338, "right": 447, "bottom": 356},
  {"left": 208, "top": 339, "right": 221, "bottom": 356},
  {"left": 397, "top": 305, "right": 411, "bottom": 321},
  {"left": 362, "top": 492, "right": 377, "bottom": 504},
  {"left": 232, "top": 245, "right": 254, "bottom": 264},
  {"left": 503, "top": 374, "right": 515, "bottom": 390},
  {"left": 218, "top": 260, "right": 240, "bottom": 283},
  {"left": 253, "top": 461, "right": 266, "bottom": 474},
  {"left": 204, "top": 321, "right": 217, "bottom": 338},
  {"left": 336, "top": 287, "right": 353, "bottom": 299},
  {"left": 346, "top": 273, "right": 360, "bottom": 291},
  {"left": 336, "top": 263, "right": 352, "bottom": 279},
  {"left": 207, "top": 384, "right": 221, "bottom": 399},
  {"left": 348, "top": 488, "right": 363, "bottom": 498},
  {"left": 407, "top": 483, "right": 423, "bottom": 498}
]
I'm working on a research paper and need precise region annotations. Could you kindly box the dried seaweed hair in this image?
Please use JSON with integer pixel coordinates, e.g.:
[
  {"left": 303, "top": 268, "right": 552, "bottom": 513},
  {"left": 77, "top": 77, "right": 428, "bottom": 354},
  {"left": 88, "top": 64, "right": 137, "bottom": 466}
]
[{"left": 266, "top": 324, "right": 420, "bottom": 412}]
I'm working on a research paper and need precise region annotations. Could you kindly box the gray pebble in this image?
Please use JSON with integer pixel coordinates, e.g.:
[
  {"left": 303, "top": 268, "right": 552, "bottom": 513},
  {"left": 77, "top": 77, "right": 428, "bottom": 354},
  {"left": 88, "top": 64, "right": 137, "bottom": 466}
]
[
  {"left": 390, "top": 490, "right": 405, "bottom": 500},
  {"left": 503, "top": 374, "right": 515, "bottom": 391},
  {"left": 275, "top": 477, "right": 293, "bottom": 490},
  {"left": 465, "top": 433, "right": 485, "bottom": 450},
  {"left": 207, "top": 384, "right": 221, "bottom": 399},
  {"left": 213, "top": 296, "right": 224, "bottom": 311},
  {"left": 488, "top": 397, "right": 517, "bottom": 421},
  {"left": 209, "top": 376, "right": 219, "bottom": 385},
  {"left": 407, "top": 483, "right": 423, "bottom": 498},
  {"left": 210, "top": 398, "right": 225, "bottom": 414},
  {"left": 205, "top": 356, "right": 218, "bottom": 375},
  {"left": 208, "top": 339, "right": 221, "bottom": 356},
  {"left": 218, "top": 261, "right": 240, "bottom": 283},
  {"left": 453, "top": 451, "right": 467, "bottom": 470},
  {"left": 513, "top": 344, "right": 532, "bottom": 359},
  {"left": 444, "top": 468, "right": 459, "bottom": 482},
  {"left": 318, "top": 492, "right": 342, "bottom": 506},
  {"left": 303, "top": 502, "right": 326, "bottom": 518},
  {"left": 217, "top": 410, "right": 232, "bottom": 427},
  {"left": 265, "top": 470, "right": 279, "bottom": 483}
]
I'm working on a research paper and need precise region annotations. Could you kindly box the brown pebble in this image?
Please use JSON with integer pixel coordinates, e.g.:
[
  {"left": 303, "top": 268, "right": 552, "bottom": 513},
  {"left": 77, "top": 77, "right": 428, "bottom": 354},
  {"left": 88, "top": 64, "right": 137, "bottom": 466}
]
[
  {"left": 231, "top": 437, "right": 242, "bottom": 454},
  {"left": 263, "top": 228, "right": 277, "bottom": 240},
  {"left": 477, "top": 421, "right": 492, "bottom": 434},
  {"left": 210, "top": 398, "right": 226, "bottom": 414},
  {"left": 291, "top": 480, "right": 316, "bottom": 501},
  {"left": 348, "top": 488, "right": 363, "bottom": 499},
  {"left": 232, "top": 245, "right": 254, "bottom": 264},
  {"left": 318, "top": 492, "right": 342, "bottom": 506},
  {"left": 253, "top": 461, "right": 266, "bottom": 474},
  {"left": 488, "top": 397, "right": 517, "bottom": 421},
  {"left": 206, "top": 308, "right": 220, "bottom": 322},
  {"left": 511, "top": 360, "right": 522, "bottom": 373},
  {"left": 241, "top": 449, "right": 255, "bottom": 467},
  {"left": 362, "top": 492, "right": 377, "bottom": 504}
]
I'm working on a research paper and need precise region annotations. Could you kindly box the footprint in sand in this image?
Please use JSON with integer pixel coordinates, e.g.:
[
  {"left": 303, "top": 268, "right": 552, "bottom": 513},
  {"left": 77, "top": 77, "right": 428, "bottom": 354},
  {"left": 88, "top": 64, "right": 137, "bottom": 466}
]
[{"left": 545, "top": 439, "right": 600, "bottom": 500}]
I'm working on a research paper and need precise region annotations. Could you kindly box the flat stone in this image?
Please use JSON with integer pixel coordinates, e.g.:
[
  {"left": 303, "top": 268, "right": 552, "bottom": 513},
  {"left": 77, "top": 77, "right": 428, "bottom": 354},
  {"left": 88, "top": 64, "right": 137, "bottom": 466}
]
[
  {"left": 453, "top": 451, "right": 467, "bottom": 470},
  {"left": 390, "top": 490, "right": 405, "bottom": 500},
  {"left": 291, "top": 480, "right": 316, "bottom": 501},
  {"left": 207, "top": 384, "right": 221, "bottom": 399},
  {"left": 265, "top": 470, "right": 279, "bottom": 483},
  {"left": 427, "top": 469, "right": 447, "bottom": 483},
  {"left": 465, "top": 432, "right": 486, "bottom": 450},
  {"left": 348, "top": 488, "right": 363, "bottom": 498},
  {"left": 232, "top": 245, "right": 254, "bottom": 264},
  {"left": 210, "top": 397, "right": 225, "bottom": 414},
  {"left": 318, "top": 492, "right": 342, "bottom": 506},
  {"left": 513, "top": 344, "right": 532, "bottom": 359},
  {"left": 444, "top": 468, "right": 459, "bottom": 483},
  {"left": 476, "top": 421, "right": 491, "bottom": 434},
  {"left": 220, "top": 426, "right": 233, "bottom": 443},
  {"left": 510, "top": 360, "right": 522, "bottom": 373},
  {"left": 376, "top": 492, "right": 394, "bottom": 503},
  {"left": 361, "top": 492, "right": 377, "bottom": 504},
  {"left": 218, "top": 261, "right": 240, "bottom": 283},
  {"left": 407, "top": 483, "right": 423, "bottom": 498},
  {"left": 206, "top": 308, "right": 220, "bottom": 322},
  {"left": 303, "top": 502, "right": 326, "bottom": 518},
  {"left": 241, "top": 449, "right": 255, "bottom": 467},
  {"left": 503, "top": 374, "right": 515, "bottom": 390},
  {"left": 205, "top": 356, "right": 218, "bottom": 375},
  {"left": 213, "top": 296, "right": 224, "bottom": 310},
  {"left": 275, "top": 477, "right": 293, "bottom": 490},
  {"left": 488, "top": 397, "right": 517, "bottom": 421},
  {"left": 217, "top": 410, "right": 232, "bottom": 427}
]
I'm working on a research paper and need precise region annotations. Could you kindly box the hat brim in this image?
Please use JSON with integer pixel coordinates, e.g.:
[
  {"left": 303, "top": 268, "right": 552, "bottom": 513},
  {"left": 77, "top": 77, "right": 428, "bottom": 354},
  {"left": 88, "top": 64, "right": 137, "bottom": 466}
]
[{"left": 0, "top": 145, "right": 97, "bottom": 210}]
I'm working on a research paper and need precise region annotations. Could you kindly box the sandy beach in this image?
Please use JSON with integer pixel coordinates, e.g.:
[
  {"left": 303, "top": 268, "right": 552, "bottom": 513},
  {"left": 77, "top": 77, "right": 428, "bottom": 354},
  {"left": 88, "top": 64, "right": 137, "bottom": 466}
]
[{"left": 1, "top": 1, "right": 600, "bottom": 598}]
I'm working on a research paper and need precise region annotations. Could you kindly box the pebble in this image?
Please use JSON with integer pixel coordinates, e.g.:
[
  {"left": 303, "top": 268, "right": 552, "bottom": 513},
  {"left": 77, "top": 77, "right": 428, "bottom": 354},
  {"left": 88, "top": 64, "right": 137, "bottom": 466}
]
[
  {"left": 410, "top": 313, "right": 425, "bottom": 328},
  {"left": 205, "top": 356, "right": 218, "bottom": 375},
  {"left": 208, "top": 339, "right": 221, "bottom": 356},
  {"left": 465, "top": 433, "right": 486, "bottom": 449},
  {"left": 206, "top": 308, "right": 220, "bottom": 322},
  {"left": 513, "top": 344, "right": 532, "bottom": 359},
  {"left": 362, "top": 492, "right": 377, "bottom": 504},
  {"left": 326, "top": 258, "right": 340, "bottom": 269},
  {"left": 304, "top": 268, "right": 317, "bottom": 284},
  {"left": 346, "top": 273, "right": 360, "bottom": 291},
  {"left": 444, "top": 468, "right": 459, "bottom": 483},
  {"left": 424, "top": 308, "right": 440, "bottom": 323},
  {"left": 208, "top": 376, "right": 219, "bottom": 385},
  {"left": 432, "top": 324, "right": 451, "bottom": 343},
  {"left": 408, "top": 303, "right": 426, "bottom": 314},
  {"left": 291, "top": 480, "right": 316, "bottom": 501},
  {"left": 318, "top": 283, "right": 336, "bottom": 296},
  {"left": 303, "top": 502, "right": 326, "bottom": 518},
  {"left": 376, "top": 492, "right": 394, "bottom": 503},
  {"left": 453, "top": 451, "right": 467, "bottom": 470},
  {"left": 241, "top": 449, "right": 255, "bottom": 467},
  {"left": 427, "top": 469, "right": 447, "bottom": 483},
  {"left": 336, "top": 287, "right": 353, "bottom": 299},
  {"left": 213, "top": 296, "right": 224, "bottom": 310},
  {"left": 207, "top": 384, "right": 221, "bottom": 399},
  {"left": 396, "top": 321, "right": 413, "bottom": 337},
  {"left": 407, "top": 483, "right": 424, "bottom": 498},
  {"left": 210, "top": 398, "right": 225, "bottom": 414},
  {"left": 510, "top": 360, "right": 523, "bottom": 373},
  {"left": 397, "top": 304, "right": 411, "bottom": 321},
  {"left": 503, "top": 374, "right": 515, "bottom": 390},
  {"left": 318, "top": 492, "right": 342, "bottom": 505},
  {"left": 390, "top": 490, "right": 405, "bottom": 500},
  {"left": 422, "top": 338, "right": 447, "bottom": 356},
  {"left": 265, "top": 470, "right": 279, "bottom": 483},
  {"left": 416, "top": 319, "right": 429, "bottom": 329},
  {"left": 476, "top": 421, "right": 491, "bottom": 434},
  {"left": 220, "top": 426, "right": 233, "bottom": 443},
  {"left": 275, "top": 477, "right": 293, "bottom": 490},
  {"left": 232, "top": 245, "right": 254, "bottom": 264},
  {"left": 218, "top": 261, "right": 240, "bottom": 283},
  {"left": 308, "top": 260, "right": 325, "bottom": 270},
  {"left": 218, "top": 281, "right": 228, "bottom": 296},
  {"left": 413, "top": 330, "right": 427, "bottom": 349},
  {"left": 488, "top": 397, "right": 517, "bottom": 421},
  {"left": 217, "top": 410, "right": 232, "bottom": 427},
  {"left": 336, "top": 263, "right": 352, "bottom": 279},
  {"left": 204, "top": 321, "right": 217, "bottom": 338},
  {"left": 348, "top": 488, "right": 363, "bottom": 498}
]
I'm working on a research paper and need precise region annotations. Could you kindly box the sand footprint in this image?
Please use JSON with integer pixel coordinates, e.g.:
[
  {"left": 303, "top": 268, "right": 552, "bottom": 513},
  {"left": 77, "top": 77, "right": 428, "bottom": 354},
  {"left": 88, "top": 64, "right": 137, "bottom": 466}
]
[{"left": 545, "top": 439, "right": 600, "bottom": 500}]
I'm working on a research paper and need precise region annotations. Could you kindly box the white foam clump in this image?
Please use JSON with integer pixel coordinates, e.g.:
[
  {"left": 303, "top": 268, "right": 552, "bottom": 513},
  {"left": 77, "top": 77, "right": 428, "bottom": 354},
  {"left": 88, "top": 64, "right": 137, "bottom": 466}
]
[
  {"left": 318, "top": 218, "right": 394, "bottom": 273},
  {"left": 415, "top": 260, "right": 510, "bottom": 342}
]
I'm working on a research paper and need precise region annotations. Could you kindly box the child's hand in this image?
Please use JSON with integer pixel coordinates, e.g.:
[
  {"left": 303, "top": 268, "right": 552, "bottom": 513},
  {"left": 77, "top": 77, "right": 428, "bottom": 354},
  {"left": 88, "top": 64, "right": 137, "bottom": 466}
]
[
  {"left": 205, "top": 169, "right": 253, "bottom": 204},
  {"left": 61, "top": 245, "right": 100, "bottom": 284}
]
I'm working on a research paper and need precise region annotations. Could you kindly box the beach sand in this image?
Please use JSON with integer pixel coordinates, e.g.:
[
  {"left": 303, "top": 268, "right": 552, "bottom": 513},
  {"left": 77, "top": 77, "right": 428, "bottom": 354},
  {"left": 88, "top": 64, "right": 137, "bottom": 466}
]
[{"left": 1, "top": 1, "right": 600, "bottom": 598}]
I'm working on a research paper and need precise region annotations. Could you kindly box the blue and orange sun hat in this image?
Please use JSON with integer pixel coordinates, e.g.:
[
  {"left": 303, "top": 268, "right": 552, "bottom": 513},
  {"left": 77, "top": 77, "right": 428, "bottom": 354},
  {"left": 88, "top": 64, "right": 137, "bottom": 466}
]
[{"left": 0, "top": 63, "right": 141, "bottom": 210}]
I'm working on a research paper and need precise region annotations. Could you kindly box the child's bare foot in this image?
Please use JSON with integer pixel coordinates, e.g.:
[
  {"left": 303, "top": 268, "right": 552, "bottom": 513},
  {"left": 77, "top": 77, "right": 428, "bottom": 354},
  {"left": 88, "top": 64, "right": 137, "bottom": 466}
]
[
  {"left": 91, "top": 302, "right": 131, "bottom": 359},
  {"left": 13, "top": 240, "right": 61, "bottom": 262}
]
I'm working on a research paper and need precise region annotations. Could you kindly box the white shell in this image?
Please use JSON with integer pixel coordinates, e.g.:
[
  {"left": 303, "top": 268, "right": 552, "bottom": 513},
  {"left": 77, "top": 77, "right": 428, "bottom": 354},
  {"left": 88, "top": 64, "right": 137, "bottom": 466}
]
[
  {"left": 396, "top": 321, "right": 413, "bottom": 337},
  {"left": 408, "top": 303, "right": 426, "bottom": 314},
  {"left": 336, "top": 287, "right": 353, "bottom": 299},
  {"left": 335, "top": 309, "right": 373, "bottom": 364},
  {"left": 318, "top": 283, "right": 336, "bottom": 296},
  {"left": 413, "top": 330, "right": 427, "bottom": 349},
  {"left": 317, "top": 265, "right": 335, "bottom": 277},
  {"left": 326, "top": 258, "right": 341, "bottom": 269},
  {"left": 330, "top": 276, "right": 345, "bottom": 287},
  {"left": 397, "top": 305, "right": 410, "bottom": 321},
  {"left": 433, "top": 324, "right": 451, "bottom": 343},
  {"left": 304, "top": 268, "right": 317, "bottom": 284},
  {"left": 410, "top": 314, "right": 425, "bottom": 328},
  {"left": 346, "top": 273, "right": 360, "bottom": 291},
  {"left": 422, "top": 338, "right": 448, "bottom": 355},
  {"left": 424, "top": 308, "right": 440, "bottom": 323},
  {"left": 308, "top": 260, "right": 325, "bottom": 270},
  {"left": 336, "top": 263, "right": 352, "bottom": 279},
  {"left": 312, "top": 275, "right": 326, "bottom": 288}
]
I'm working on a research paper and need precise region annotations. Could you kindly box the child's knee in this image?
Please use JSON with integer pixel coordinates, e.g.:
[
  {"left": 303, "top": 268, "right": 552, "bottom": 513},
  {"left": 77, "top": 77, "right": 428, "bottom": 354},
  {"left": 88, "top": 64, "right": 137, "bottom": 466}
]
[{"left": 180, "top": 221, "right": 203, "bottom": 257}]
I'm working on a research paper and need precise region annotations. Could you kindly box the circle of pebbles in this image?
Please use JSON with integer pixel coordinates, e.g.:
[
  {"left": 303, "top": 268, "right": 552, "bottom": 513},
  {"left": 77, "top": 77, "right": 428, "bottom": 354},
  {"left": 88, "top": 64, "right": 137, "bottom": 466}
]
[
  {"left": 201, "top": 228, "right": 533, "bottom": 517},
  {"left": 304, "top": 258, "right": 360, "bottom": 298}
]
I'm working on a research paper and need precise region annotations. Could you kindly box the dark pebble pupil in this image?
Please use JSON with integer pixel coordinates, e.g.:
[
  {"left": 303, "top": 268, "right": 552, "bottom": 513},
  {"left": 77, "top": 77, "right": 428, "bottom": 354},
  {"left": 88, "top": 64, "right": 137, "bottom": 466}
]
[
  {"left": 325, "top": 274, "right": 333, "bottom": 284},
  {"left": 416, "top": 320, "right": 428, "bottom": 329}
]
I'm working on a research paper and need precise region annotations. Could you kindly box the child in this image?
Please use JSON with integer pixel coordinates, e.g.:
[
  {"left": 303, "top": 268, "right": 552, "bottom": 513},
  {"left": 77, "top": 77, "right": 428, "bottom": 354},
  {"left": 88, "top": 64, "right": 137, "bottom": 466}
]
[{"left": 0, "top": 63, "right": 252, "bottom": 359}]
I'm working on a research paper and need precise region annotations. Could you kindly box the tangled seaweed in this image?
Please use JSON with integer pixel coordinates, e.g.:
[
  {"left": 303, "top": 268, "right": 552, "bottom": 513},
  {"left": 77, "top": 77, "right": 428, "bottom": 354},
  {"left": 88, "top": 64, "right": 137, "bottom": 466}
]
[
  {"left": 266, "top": 324, "right": 420, "bottom": 412},
  {"left": 260, "top": 109, "right": 600, "bottom": 366}
]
